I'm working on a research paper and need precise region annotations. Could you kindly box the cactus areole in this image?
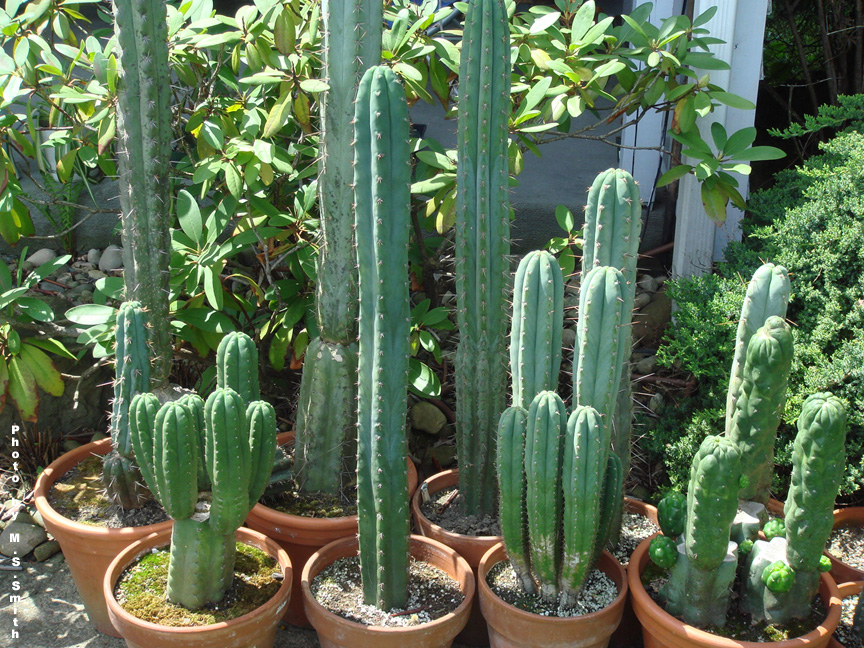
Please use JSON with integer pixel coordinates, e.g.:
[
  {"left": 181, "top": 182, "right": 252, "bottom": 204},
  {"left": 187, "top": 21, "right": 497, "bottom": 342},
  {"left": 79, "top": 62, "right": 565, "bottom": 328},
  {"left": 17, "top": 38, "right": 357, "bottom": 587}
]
[
  {"left": 454, "top": 0, "right": 512, "bottom": 516},
  {"left": 113, "top": 0, "right": 173, "bottom": 386}
]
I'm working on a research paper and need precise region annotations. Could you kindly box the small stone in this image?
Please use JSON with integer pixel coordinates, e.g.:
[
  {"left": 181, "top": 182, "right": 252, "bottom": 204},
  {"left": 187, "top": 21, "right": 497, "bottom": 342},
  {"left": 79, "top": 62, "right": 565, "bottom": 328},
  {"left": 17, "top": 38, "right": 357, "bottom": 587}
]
[
  {"left": 564, "top": 294, "right": 580, "bottom": 311},
  {"left": 86, "top": 248, "right": 102, "bottom": 265},
  {"left": 649, "top": 392, "right": 665, "bottom": 412},
  {"left": 29, "top": 510, "right": 46, "bottom": 529},
  {"left": 0, "top": 517, "right": 48, "bottom": 556},
  {"left": 427, "top": 444, "right": 457, "bottom": 468},
  {"left": 87, "top": 269, "right": 107, "bottom": 281},
  {"left": 39, "top": 281, "right": 65, "bottom": 294},
  {"left": 62, "top": 439, "right": 82, "bottom": 453},
  {"left": 634, "top": 355, "right": 658, "bottom": 375},
  {"left": 3, "top": 499, "right": 23, "bottom": 514},
  {"left": 66, "top": 280, "right": 79, "bottom": 288},
  {"left": 631, "top": 289, "right": 672, "bottom": 348},
  {"left": 561, "top": 326, "right": 577, "bottom": 348},
  {"left": 71, "top": 261, "right": 94, "bottom": 271},
  {"left": 56, "top": 272, "right": 73, "bottom": 284},
  {"left": 33, "top": 540, "right": 61, "bottom": 562},
  {"left": 25, "top": 248, "right": 56, "bottom": 268},
  {"left": 98, "top": 245, "right": 123, "bottom": 272},
  {"left": 633, "top": 292, "right": 652, "bottom": 309},
  {"left": 91, "top": 431, "right": 108, "bottom": 443},
  {"left": 77, "top": 290, "right": 93, "bottom": 303},
  {"left": 638, "top": 275, "right": 660, "bottom": 293},
  {"left": 410, "top": 402, "right": 447, "bottom": 436},
  {"left": 564, "top": 279, "right": 580, "bottom": 296}
]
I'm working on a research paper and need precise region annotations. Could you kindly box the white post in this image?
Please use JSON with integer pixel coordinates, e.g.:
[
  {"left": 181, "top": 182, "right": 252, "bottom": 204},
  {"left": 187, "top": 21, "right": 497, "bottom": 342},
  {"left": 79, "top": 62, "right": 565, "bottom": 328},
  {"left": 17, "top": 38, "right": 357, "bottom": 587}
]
[{"left": 671, "top": 0, "right": 769, "bottom": 277}]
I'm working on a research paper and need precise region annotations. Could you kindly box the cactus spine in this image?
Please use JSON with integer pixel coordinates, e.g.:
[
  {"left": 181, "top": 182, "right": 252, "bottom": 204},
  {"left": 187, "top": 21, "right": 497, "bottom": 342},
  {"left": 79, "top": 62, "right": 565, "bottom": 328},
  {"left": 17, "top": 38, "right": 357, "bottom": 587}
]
[
  {"left": 511, "top": 251, "right": 564, "bottom": 409},
  {"left": 354, "top": 65, "right": 412, "bottom": 610},
  {"left": 454, "top": 0, "right": 511, "bottom": 515},
  {"left": 129, "top": 333, "right": 275, "bottom": 609},
  {"left": 113, "top": 0, "right": 172, "bottom": 386},
  {"left": 103, "top": 301, "right": 151, "bottom": 509},
  {"left": 727, "top": 316, "right": 794, "bottom": 503},
  {"left": 579, "top": 169, "right": 642, "bottom": 493},
  {"left": 294, "top": 0, "right": 381, "bottom": 495},
  {"left": 664, "top": 435, "right": 742, "bottom": 627}
]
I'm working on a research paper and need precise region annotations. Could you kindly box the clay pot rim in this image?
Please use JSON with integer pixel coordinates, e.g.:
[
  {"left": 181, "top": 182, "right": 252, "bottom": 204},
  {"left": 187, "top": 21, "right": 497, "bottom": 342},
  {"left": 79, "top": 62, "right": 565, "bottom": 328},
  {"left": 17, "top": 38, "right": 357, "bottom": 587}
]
[
  {"left": 249, "top": 431, "right": 418, "bottom": 532},
  {"left": 410, "top": 469, "right": 503, "bottom": 542},
  {"left": 300, "top": 533, "right": 476, "bottom": 636},
  {"left": 33, "top": 437, "right": 172, "bottom": 539},
  {"left": 477, "top": 540, "right": 629, "bottom": 624},
  {"left": 103, "top": 526, "right": 292, "bottom": 635},
  {"left": 627, "top": 535, "right": 843, "bottom": 647},
  {"left": 836, "top": 580, "right": 864, "bottom": 599}
]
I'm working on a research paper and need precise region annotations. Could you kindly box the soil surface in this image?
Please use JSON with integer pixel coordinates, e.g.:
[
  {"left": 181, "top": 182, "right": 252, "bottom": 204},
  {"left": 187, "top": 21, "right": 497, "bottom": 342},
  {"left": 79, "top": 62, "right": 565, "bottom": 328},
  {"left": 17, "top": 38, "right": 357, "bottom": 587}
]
[
  {"left": 486, "top": 559, "right": 618, "bottom": 616},
  {"left": 48, "top": 455, "right": 170, "bottom": 528},
  {"left": 419, "top": 486, "right": 500, "bottom": 536},
  {"left": 310, "top": 556, "right": 464, "bottom": 627},
  {"left": 827, "top": 525, "right": 864, "bottom": 571}
]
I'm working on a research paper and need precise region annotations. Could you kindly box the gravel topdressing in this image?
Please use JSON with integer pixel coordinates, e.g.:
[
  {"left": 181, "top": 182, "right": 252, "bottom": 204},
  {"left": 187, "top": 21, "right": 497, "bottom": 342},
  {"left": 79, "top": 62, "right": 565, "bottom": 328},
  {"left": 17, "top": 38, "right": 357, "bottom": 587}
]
[
  {"left": 828, "top": 526, "right": 864, "bottom": 572},
  {"left": 612, "top": 511, "right": 660, "bottom": 566},
  {"left": 835, "top": 591, "right": 863, "bottom": 648}
]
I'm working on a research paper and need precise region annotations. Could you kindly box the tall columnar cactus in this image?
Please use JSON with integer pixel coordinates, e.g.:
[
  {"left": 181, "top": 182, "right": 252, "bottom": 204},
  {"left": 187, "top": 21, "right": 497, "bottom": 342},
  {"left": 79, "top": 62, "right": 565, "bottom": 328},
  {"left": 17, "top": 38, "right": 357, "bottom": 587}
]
[
  {"left": 113, "top": 0, "right": 172, "bottom": 386},
  {"left": 725, "top": 263, "right": 791, "bottom": 433},
  {"left": 354, "top": 65, "right": 412, "bottom": 610},
  {"left": 510, "top": 251, "right": 564, "bottom": 410},
  {"left": 580, "top": 169, "right": 642, "bottom": 487},
  {"left": 294, "top": 0, "right": 381, "bottom": 495},
  {"left": 454, "top": 0, "right": 511, "bottom": 515},
  {"left": 663, "top": 435, "right": 742, "bottom": 627},
  {"left": 102, "top": 301, "right": 150, "bottom": 509},
  {"left": 727, "top": 316, "right": 794, "bottom": 504},
  {"left": 497, "top": 392, "right": 613, "bottom": 605},
  {"left": 128, "top": 333, "right": 275, "bottom": 609},
  {"left": 742, "top": 392, "right": 847, "bottom": 624}
]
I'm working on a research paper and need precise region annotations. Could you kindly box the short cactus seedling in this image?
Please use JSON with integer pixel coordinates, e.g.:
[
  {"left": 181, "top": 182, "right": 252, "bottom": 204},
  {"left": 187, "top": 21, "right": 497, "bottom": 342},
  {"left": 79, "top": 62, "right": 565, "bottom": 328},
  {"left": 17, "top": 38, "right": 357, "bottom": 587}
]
[{"left": 129, "top": 332, "right": 276, "bottom": 609}]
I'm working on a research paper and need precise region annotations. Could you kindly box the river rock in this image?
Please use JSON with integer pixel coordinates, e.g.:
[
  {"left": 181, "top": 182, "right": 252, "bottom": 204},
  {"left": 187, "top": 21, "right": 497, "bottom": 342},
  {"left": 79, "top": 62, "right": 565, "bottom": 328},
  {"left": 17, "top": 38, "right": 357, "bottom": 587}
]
[
  {"left": 635, "top": 355, "right": 659, "bottom": 375},
  {"left": 410, "top": 401, "right": 447, "bottom": 436},
  {"left": 33, "top": 540, "right": 61, "bottom": 562},
  {"left": 86, "top": 248, "right": 102, "bottom": 265},
  {"left": 24, "top": 248, "right": 56, "bottom": 268},
  {"left": 631, "top": 289, "right": 672, "bottom": 348},
  {"left": 98, "top": 245, "right": 123, "bottom": 272},
  {"left": 0, "top": 514, "right": 48, "bottom": 557}
]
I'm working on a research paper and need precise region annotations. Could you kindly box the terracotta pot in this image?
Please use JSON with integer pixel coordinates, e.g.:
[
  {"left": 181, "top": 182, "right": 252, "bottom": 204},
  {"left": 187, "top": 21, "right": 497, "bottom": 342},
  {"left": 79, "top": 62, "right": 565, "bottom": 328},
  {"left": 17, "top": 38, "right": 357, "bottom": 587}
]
[
  {"left": 301, "top": 534, "right": 474, "bottom": 648},
  {"left": 411, "top": 469, "right": 502, "bottom": 646},
  {"left": 828, "top": 580, "right": 864, "bottom": 648},
  {"left": 826, "top": 508, "right": 864, "bottom": 585},
  {"left": 608, "top": 497, "right": 660, "bottom": 648},
  {"left": 477, "top": 542, "right": 628, "bottom": 648},
  {"left": 628, "top": 536, "right": 843, "bottom": 648},
  {"left": 33, "top": 438, "right": 172, "bottom": 637},
  {"left": 104, "top": 526, "right": 291, "bottom": 648},
  {"left": 245, "top": 431, "right": 419, "bottom": 627}
]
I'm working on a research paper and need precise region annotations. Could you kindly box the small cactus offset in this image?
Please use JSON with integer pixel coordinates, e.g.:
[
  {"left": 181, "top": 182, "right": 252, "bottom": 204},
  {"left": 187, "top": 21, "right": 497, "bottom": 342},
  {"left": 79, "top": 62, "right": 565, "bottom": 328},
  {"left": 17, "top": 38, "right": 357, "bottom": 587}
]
[
  {"left": 662, "top": 435, "right": 743, "bottom": 627},
  {"left": 128, "top": 332, "right": 275, "bottom": 609},
  {"left": 657, "top": 491, "right": 686, "bottom": 539},
  {"left": 454, "top": 0, "right": 511, "bottom": 516},
  {"left": 294, "top": 0, "right": 381, "bottom": 496},
  {"left": 742, "top": 393, "right": 847, "bottom": 624},
  {"left": 510, "top": 250, "right": 564, "bottom": 410},
  {"left": 103, "top": 301, "right": 151, "bottom": 509},
  {"left": 113, "top": 0, "right": 173, "bottom": 386},
  {"left": 724, "top": 263, "right": 791, "bottom": 435},
  {"left": 353, "top": 65, "right": 412, "bottom": 610},
  {"left": 727, "top": 316, "right": 794, "bottom": 504}
]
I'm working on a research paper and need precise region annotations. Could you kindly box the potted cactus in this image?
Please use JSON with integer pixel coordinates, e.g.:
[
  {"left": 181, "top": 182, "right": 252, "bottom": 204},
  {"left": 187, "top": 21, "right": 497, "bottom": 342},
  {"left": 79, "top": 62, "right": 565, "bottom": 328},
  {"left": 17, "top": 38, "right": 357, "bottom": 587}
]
[
  {"left": 300, "top": 64, "right": 473, "bottom": 648},
  {"left": 102, "top": 332, "right": 292, "bottom": 647}
]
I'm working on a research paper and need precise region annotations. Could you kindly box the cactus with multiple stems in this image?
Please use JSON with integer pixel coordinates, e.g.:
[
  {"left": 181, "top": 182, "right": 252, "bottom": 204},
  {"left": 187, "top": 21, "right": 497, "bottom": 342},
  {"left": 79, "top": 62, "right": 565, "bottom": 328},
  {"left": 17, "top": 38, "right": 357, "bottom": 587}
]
[
  {"left": 113, "top": 0, "right": 173, "bottom": 387},
  {"left": 662, "top": 435, "right": 743, "bottom": 627},
  {"left": 102, "top": 301, "right": 150, "bottom": 509},
  {"left": 353, "top": 65, "right": 412, "bottom": 610},
  {"left": 454, "top": 0, "right": 512, "bottom": 516},
  {"left": 497, "top": 252, "right": 625, "bottom": 607},
  {"left": 128, "top": 332, "right": 275, "bottom": 609},
  {"left": 741, "top": 392, "right": 847, "bottom": 624},
  {"left": 294, "top": 0, "right": 382, "bottom": 496},
  {"left": 578, "top": 169, "right": 642, "bottom": 502},
  {"left": 724, "top": 263, "right": 791, "bottom": 505}
]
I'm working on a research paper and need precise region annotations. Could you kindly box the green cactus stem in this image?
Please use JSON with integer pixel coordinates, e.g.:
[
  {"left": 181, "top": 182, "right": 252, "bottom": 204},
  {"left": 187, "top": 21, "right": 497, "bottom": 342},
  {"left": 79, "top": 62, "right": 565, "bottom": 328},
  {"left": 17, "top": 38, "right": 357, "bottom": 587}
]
[
  {"left": 853, "top": 592, "right": 864, "bottom": 640},
  {"left": 454, "top": 0, "right": 511, "bottom": 516},
  {"left": 664, "top": 435, "right": 742, "bottom": 627},
  {"left": 510, "top": 251, "right": 564, "bottom": 410},
  {"left": 103, "top": 301, "right": 151, "bottom": 509},
  {"left": 657, "top": 491, "right": 686, "bottom": 539},
  {"left": 216, "top": 331, "right": 260, "bottom": 404},
  {"left": 354, "top": 65, "right": 412, "bottom": 610},
  {"left": 725, "top": 263, "right": 791, "bottom": 433},
  {"left": 294, "top": 0, "right": 381, "bottom": 496},
  {"left": 580, "top": 169, "right": 643, "bottom": 512},
  {"left": 113, "top": 0, "right": 172, "bottom": 386},
  {"left": 727, "top": 316, "right": 794, "bottom": 504},
  {"left": 649, "top": 535, "right": 678, "bottom": 569},
  {"left": 129, "top": 333, "right": 275, "bottom": 609}
]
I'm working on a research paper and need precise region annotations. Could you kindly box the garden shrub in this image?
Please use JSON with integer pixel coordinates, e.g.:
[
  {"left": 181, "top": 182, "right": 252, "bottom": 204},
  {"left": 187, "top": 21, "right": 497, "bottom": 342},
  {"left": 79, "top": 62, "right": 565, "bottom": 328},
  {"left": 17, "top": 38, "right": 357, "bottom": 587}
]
[{"left": 655, "top": 128, "right": 864, "bottom": 496}]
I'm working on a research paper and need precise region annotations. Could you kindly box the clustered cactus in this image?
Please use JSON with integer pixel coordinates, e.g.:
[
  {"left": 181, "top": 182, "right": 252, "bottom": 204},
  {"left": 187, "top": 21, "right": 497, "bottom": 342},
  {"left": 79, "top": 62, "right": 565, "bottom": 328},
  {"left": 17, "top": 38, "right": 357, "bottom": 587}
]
[
  {"left": 293, "top": 0, "right": 382, "bottom": 496},
  {"left": 649, "top": 265, "right": 848, "bottom": 629},
  {"left": 454, "top": 0, "right": 512, "bottom": 516},
  {"left": 128, "top": 332, "right": 276, "bottom": 609},
  {"left": 113, "top": 0, "right": 173, "bottom": 387},
  {"left": 353, "top": 64, "right": 413, "bottom": 610}
]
